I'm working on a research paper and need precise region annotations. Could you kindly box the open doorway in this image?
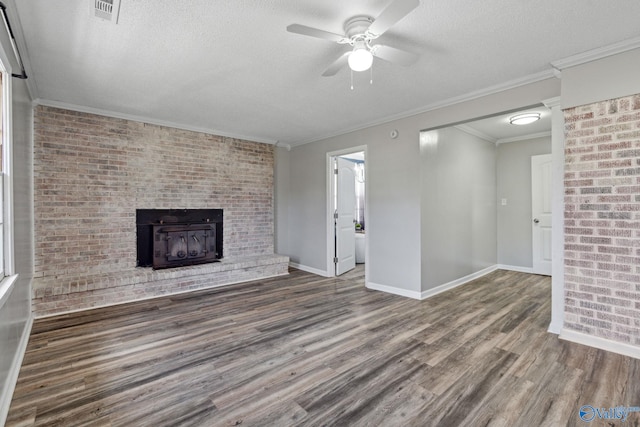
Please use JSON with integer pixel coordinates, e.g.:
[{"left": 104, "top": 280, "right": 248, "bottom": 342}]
[
  {"left": 327, "top": 147, "right": 366, "bottom": 278},
  {"left": 456, "top": 106, "right": 553, "bottom": 274},
  {"left": 427, "top": 102, "right": 562, "bottom": 333}
]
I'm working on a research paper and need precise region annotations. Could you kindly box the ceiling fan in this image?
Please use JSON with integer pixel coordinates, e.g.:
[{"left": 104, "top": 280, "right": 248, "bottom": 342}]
[{"left": 287, "top": 0, "right": 420, "bottom": 76}]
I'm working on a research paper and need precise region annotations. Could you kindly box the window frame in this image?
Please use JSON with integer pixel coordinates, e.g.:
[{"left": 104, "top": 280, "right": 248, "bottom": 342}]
[{"left": 0, "top": 36, "right": 17, "bottom": 306}]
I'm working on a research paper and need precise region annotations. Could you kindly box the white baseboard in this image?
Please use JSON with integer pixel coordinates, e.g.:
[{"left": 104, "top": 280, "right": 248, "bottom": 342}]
[
  {"left": 366, "top": 282, "right": 422, "bottom": 300},
  {"left": 497, "top": 264, "right": 534, "bottom": 274},
  {"left": 559, "top": 328, "right": 640, "bottom": 360},
  {"left": 420, "top": 265, "right": 498, "bottom": 300},
  {"left": 547, "top": 319, "right": 563, "bottom": 335},
  {"left": 0, "top": 313, "right": 33, "bottom": 426},
  {"left": 288, "top": 262, "right": 330, "bottom": 277},
  {"left": 366, "top": 265, "right": 498, "bottom": 301}
]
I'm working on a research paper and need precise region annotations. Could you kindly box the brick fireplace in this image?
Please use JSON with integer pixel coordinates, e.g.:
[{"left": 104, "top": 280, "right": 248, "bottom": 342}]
[{"left": 32, "top": 106, "right": 288, "bottom": 316}]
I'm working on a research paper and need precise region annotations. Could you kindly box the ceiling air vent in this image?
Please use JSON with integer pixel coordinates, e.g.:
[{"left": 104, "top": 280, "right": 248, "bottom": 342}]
[{"left": 91, "top": 0, "right": 121, "bottom": 24}]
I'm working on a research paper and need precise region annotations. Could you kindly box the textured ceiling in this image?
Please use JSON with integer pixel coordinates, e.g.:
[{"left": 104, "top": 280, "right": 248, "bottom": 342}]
[{"left": 11, "top": 0, "right": 640, "bottom": 145}]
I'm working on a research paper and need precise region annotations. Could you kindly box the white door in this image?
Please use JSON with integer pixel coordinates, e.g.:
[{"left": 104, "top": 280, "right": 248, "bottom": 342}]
[
  {"left": 335, "top": 157, "right": 356, "bottom": 275},
  {"left": 532, "top": 154, "right": 552, "bottom": 276}
]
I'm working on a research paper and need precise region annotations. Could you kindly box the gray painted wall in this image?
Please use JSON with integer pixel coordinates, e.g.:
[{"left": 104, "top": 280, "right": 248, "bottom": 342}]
[
  {"left": 496, "top": 137, "right": 551, "bottom": 268},
  {"left": 0, "top": 78, "right": 34, "bottom": 422},
  {"left": 275, "top": 78, "right": 560, "bottom": 295},
  {"left": 421, "top": 127, "right": 497, "bottom": 291},
  {"left": 561, "top": 48, "right": 640, "bottom": 109},
  {"left": 284, "top": 123, "right": 422, "bottom": 291}
]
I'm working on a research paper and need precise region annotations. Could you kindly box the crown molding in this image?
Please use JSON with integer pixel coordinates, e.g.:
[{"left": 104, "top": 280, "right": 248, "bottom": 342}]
[
  {"left": 551, "top": 36, "right": 640, "bottom": 71},
  {"left": 293, "top": 37, "right": 640, "bottom": 147},
  {"left": 496, "top": 131, "right": 552, "bottom": 145},
  {"left": 542, "top": 97, "right": 561, "bottom": 109},
  {"left": 32, "top": 98, "right": 279, "bottom": 145},
  {"left": 454, "top": 124, "right": 497, "bottom": 143},
  {"left": 290, "top": 69, "right": 556, "bottom": 147}
]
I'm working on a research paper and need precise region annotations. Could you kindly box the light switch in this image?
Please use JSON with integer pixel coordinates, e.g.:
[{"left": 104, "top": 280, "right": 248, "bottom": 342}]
[{"left": 501, "top": 198, "right": 507, "bottom": 206}]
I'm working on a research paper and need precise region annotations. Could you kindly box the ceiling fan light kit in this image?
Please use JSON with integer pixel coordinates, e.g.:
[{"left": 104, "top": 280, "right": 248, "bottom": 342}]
[
  {"left": 348, "top": 41, "right": 374, "bottom": 72},
  {"left": 287, "top": 0, "right": 420, "bottom": 79}
]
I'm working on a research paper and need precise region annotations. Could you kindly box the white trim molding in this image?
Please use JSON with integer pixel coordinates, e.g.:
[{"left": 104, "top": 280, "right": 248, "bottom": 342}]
[
  {"left": 2, "top": 66, "right": 16, "bottom": 279},
  {"left": 496, "top": 131, "right": 552, "bottom": 145},
  {"left": 32, "top": 98, "right": 279, "bottom": 145},
  {"left": 559, "top": 329, "right": 640, "bottom": 360},
  {"left": 367, "top": 266, "right": 498, "bottom": 301},
  {"left": 551, "top": 36, "right": 640, "bottom": 72},
  {"left": 497, "top": 265, "right": 534, "bottom": 274},
  {"left": 289, "top": 262, "right": 330, "bottom": 278},
  {"left": 293, "top": 70, "right": 556, "bottom": 147},
  {"left": 0, "top": 274, "right": 18, "bottom": 309},
  {"left": 420, "top": 265, "right": 498, "bottom": 300},
  {"left": 547, "top": 321, "right": 563, "bottom": 336},
  {"left": 366, "top": 281, "right": 422, "bottom": 300},
  {"left": 454, "top": 124, "right": 497, "bottom": 143}
]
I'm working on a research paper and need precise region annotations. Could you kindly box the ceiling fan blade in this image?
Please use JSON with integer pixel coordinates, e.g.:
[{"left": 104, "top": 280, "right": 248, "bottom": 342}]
[
  {"left": 287, "top": 24, "right": 346, "bottom": 43},
  {"left": 322, "top": 52, "right": 350, "bottom": 76},
  {"left": 371, "top": 44, "right": 418, "bottom": 66},
  {"left": 367, "top": 0, "right": 420, "bottom": 36}
]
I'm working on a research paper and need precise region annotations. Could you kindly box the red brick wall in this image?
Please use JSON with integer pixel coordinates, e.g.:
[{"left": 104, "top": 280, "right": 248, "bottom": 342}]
[
  {"left": 564, "top": 94, "right": 640, "bottom": 347},
  {"left": 33, "top": 106, "right": 275, "bottom": 279}
]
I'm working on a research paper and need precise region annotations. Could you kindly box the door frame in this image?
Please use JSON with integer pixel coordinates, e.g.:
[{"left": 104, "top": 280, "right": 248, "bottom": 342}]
[{"left": 326, "top": 145, "right": 367, "bottom": 277}]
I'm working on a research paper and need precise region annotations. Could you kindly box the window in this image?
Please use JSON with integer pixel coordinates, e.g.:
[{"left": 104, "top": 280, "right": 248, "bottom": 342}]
[
  {"left": 0, "top": 3, "right": 18, "bottom": 317},
  {"left": 0, "top": 46, "right": 16, "bottom": 294}
]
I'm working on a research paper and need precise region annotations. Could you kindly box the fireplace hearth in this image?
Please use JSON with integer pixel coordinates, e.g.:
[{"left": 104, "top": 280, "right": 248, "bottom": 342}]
[{"left": 136, "top": 209, "right": 223, "bottom": 269}]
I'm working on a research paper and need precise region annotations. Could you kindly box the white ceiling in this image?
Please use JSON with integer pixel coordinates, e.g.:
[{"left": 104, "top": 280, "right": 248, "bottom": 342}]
[{"left": 10, "top": 0, "right": 640, "bottom": 146}]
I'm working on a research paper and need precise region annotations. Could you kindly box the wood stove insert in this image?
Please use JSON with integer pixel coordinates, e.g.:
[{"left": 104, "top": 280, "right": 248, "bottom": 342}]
[{"left": 136, "top": 209, "right": 223, "bottom": 269}]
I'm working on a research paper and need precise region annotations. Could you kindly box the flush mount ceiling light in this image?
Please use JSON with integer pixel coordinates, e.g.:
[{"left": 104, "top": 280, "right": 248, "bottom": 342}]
[
  {"left": 348, "top": 40, "right": 374, "bottom": 72},
  {"left": 509, "top": 113, "right": 541, "bottom": 125}
]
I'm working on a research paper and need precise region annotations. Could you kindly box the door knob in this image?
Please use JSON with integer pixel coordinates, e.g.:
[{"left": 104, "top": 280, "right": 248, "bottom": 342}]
[{"left": 533, "top": 218, "right": 540, "bottom": 224}]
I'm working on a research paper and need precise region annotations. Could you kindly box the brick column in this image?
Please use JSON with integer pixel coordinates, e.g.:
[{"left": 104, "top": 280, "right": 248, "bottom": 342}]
[{"left": 563, "top": 95, "right": 640, "bottom": 347}]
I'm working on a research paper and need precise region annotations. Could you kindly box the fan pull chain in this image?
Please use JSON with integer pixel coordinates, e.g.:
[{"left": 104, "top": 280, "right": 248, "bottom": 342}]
[{"left": 349, "top": 65, "right": 374, "bottom": 90}]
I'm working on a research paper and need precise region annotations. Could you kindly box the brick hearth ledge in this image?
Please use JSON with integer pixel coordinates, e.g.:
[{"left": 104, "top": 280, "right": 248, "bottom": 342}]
[{"left": 32, "top": 254, "right": 289, "bottom": 317}]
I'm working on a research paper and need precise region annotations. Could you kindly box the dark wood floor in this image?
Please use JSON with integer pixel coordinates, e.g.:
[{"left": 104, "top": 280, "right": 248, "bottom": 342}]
[{"left": 6, "top": 267, "right": 640, "bottom": 426}]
